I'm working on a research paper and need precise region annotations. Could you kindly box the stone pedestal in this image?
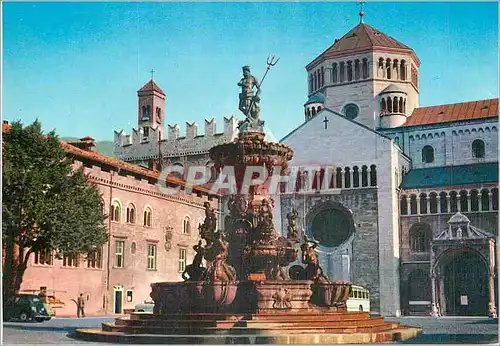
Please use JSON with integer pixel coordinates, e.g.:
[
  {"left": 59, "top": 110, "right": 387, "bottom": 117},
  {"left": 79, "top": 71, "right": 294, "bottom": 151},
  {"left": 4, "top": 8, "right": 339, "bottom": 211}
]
[{"left": 253, "top": 280, "right": 313, "bottom": 311}]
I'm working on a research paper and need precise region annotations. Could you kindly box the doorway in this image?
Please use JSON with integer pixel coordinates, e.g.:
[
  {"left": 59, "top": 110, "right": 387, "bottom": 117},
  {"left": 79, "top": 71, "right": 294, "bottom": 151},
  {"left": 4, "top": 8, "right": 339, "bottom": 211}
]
[
  {"left": 442, "top": 251, "right": 488, "bottom": 316},
  {"left": 113, "top": 288, "right": 123, "bottom": 314}
]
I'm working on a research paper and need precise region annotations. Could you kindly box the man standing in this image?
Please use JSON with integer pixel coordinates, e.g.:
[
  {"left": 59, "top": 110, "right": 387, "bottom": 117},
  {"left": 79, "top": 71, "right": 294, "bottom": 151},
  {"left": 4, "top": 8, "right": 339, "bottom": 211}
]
[{"left": 77, "top": 293, "right": 85, "bottom": 318}]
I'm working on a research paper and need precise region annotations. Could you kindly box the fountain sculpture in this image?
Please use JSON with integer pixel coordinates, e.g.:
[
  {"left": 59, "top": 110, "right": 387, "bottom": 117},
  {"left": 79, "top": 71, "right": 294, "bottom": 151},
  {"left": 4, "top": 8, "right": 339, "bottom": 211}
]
[{"left": 76, "top": 61, "right": 422, "bottom": 344}]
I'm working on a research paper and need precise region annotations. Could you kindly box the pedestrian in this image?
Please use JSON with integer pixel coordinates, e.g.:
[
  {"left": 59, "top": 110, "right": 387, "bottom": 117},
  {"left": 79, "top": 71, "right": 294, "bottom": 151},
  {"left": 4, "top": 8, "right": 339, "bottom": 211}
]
[{"left": 77, "top": 293, "right": 85, "bottom": 318}]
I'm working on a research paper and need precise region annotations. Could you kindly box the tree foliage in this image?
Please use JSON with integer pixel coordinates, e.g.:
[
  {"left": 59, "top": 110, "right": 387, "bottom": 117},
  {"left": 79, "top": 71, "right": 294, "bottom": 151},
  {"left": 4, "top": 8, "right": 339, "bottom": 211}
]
[{"left": 2, "top": 120, "right": 107, "bottom": 299}]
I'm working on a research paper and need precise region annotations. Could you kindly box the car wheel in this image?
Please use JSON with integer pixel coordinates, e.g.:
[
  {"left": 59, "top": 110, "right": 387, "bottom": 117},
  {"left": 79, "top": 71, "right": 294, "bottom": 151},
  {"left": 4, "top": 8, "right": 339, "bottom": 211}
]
[
  {"left": 138, "top": 310, "right": 144, "bottom": 312},
  {"left": 19, "top": 312, "right": 29, "bottom": 322}
]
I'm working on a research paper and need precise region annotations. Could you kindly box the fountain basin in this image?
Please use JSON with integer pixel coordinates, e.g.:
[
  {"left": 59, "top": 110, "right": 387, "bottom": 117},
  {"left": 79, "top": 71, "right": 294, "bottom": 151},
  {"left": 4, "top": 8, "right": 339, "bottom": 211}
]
[
  {"left": 202, "top": 281, "right": 239, "bottom": 310},
  {"left": 253, "top": 280, "right": 314, "bottom": 311},
  {"left": 150, "top": 281, "right": 204, "bottom": 314},
  {"left": 311, "top": 281, "right": 351, "bottom": 307}
]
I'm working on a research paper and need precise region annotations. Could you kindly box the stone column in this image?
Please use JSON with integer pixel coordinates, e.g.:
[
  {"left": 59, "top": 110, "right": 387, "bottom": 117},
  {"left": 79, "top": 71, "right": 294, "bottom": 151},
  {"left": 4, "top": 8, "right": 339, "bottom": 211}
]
[
  {"left": 416, "top": 197, "right": 421, "bottom": 214},
  {"left": 488, "top": 240, "right": 497, "bottom": 318},
  {"left": 467, "top": 192, "right": 471, "bottom": 212},
  {"left": 489, "top": 193, "right": 494, "bottom": 210},
  {"left": 426, "top": 197, "right": 431, "bottom": 214},
  {"left": 431, "top": 272, "right": 438, "bottom": 316}
]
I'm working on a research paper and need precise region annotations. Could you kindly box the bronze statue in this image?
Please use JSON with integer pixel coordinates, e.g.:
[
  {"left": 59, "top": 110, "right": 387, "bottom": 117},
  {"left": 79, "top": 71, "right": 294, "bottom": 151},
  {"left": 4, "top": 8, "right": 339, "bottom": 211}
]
[
  {"left": 182, "top": 240, "right": 207, "bottom": 281},
  {"left": 286, "top": 208, "right": 299, "bottom": 240},
  {"left": 238, "top": 65, "right": 261, "bottom": 125},
  {"left": 199, "top": 202, "right": 217, "bottom": 245},
  {"left": 300, "top": 235, "right": 329, "bottom": 283}
]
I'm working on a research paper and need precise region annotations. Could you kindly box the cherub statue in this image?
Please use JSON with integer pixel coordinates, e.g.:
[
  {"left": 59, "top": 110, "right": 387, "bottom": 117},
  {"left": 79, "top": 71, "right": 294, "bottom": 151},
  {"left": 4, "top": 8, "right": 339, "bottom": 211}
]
[
  {"left": 286, "top": 208, "right": 299, "bottom": 240},
  {"left": 199, "top": 202, "right": 217, "bottom": 245},
  {"left": 182, "top": 240, "right": 207, "bottom": 281}
]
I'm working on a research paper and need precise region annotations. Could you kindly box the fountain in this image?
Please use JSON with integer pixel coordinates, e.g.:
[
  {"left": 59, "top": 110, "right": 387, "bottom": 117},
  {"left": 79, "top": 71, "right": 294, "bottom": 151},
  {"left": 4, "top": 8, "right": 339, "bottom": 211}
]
[{"left": 75, "top": 61, "right": 422, "bottom": 344}]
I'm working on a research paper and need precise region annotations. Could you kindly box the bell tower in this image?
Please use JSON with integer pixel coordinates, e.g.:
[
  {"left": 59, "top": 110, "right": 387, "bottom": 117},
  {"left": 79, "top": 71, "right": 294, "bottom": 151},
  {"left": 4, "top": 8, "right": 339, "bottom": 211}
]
[{"left": 137, "top": 73, "right": 166, "bottom": 140}]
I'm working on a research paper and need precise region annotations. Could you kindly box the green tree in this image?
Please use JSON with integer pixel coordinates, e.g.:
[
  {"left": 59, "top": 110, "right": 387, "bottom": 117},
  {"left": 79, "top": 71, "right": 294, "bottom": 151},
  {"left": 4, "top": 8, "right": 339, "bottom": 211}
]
[{"left": 2, "top": 120, "right": 107, "bottom": 300}]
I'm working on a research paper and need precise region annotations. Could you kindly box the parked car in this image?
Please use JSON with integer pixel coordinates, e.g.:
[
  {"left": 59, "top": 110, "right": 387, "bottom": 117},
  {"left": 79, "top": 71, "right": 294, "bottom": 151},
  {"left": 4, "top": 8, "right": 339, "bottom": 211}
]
[
  {"left": 134, "top": 300, "right": 154, "bottom": 313},
  {"left": 4, "top": 294, "right": 52, "bottom": 322}
]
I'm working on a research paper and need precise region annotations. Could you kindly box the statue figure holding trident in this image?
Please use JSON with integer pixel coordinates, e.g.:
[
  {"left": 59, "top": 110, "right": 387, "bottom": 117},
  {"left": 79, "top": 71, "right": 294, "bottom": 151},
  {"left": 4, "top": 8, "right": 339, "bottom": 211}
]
[{"left": 238, "top": 56, "right": 279, "bottom": 130}]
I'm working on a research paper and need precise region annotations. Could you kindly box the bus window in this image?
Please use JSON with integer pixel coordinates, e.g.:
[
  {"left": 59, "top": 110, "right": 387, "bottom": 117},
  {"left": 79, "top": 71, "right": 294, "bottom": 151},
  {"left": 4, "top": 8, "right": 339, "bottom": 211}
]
[{"left": 349, "top": 287, "right": 353, "bottom": 298}]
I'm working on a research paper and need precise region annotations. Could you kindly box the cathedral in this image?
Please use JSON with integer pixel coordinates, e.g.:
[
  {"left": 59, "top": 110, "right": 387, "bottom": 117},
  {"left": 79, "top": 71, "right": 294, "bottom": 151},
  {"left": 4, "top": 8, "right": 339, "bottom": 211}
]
[{"left": 115, "top": 18, "right": 498, "bottom": 317}]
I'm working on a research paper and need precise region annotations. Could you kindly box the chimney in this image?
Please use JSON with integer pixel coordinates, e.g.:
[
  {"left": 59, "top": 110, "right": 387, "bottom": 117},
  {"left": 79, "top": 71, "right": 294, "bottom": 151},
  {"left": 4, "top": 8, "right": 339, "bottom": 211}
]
[{"left": 67, "top": 136, "right": 96, "bottom": 151}]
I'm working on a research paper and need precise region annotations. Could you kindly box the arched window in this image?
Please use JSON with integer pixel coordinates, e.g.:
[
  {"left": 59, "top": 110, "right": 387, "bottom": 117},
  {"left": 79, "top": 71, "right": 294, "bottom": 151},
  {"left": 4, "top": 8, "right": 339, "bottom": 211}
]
[
  {"left": 429, "top": 192, "right": 438, "bottom": 214},
  {"left": 481, "top": 189, "right": 490, "bottom": 211},
  {"left": 378, "top": 57, "right": 384, "bottom": 78},
  {"left": 336, "top": 167, "right": 343, "bottom": 188},
  {"left": 320, "top": 67, "right": 324, "bottom": 87},
  {"left": 399, "top": 98, "right": 404, "bottom": 114},
  {"left": 470, "top": 190, "right": 479, "bottom": 211},
  {"left": 354, "top": 59, "right": 360, "bottom": 80},
  {"left": 386, "top": 59, "right": 392, "bottom": 79},
  {"left": 370, "top": 165, "right": 377, "bottom": 186},
  {"left": 410, "top": 195, "right": 417, "bottom": 215},
  {"left": 387, "top": 97, "right": 393, "bottom": 112},
  {"left": 393, "top": 97, "right": 398, "bottom": 113},
  {"left": 409, "top": 223, "right": 431, "bottom": 252},
  {"left": 419, "top": 193, "right": 428, "bottom": 214},
  {"left": 353, "top": 166, "right": 360, "bottom": 188},
  {"left": 183, "top": 217, "right": 191, "bottom": 234},
  {"left": 110, "top": 201, "right": 121, "bottom": 222},
  {"left": 347, "top": 61, "right": 353, "bottom": 81},
  {"left": 156, "top": 107, "right": 162, "bottom": 122},
  {"left": 459, "top": 190, "right": 468, "bottom": 212},
  {"left": 439, "top": 192, "right": 448, "bottom": 213},
  {"left": 492, "top": 188, "right": 498, "bottom": 210},
  {"left": 362, "top": 58, "right": 368, "bottom": 79},
  {"left": 312, "top": 107, "right": 316, "bottom": 116},
  {"left": 332, "top": 63, "right": 338, "bottom": 83},
  {"left": 422, "top": 145, "right": 434, "bottom": 163},
  {"left": 143, "top": 207, "right": 152, "bottom": 227},
  {"left": 302, "top": 171, "right": 309, "bottom": 190},
  {"left": 361, "top": 165, "right": 368, "bottom": 187},
  {"left": 449, "top": 191, "right": 458, "bottom": 212},
  {"left": 400, "top": 195, "right": 408, "bottom": 215},
  {"left": 126, "top": 204, "right": 136, "bottom": 224},
  {"left": 344, "top": 167, "right": 351, "bottom": 188},
  {"left": 393, "top": 59, "right": 399, "bottom": 79},
  {"left": 394, "top": 137, "right": 400, "bottom": 145},
  {"left": 472, "top": 139, "right": 485, "bottom": 158},
  {"left": 381, "top": 99, "right": 386, "bottom": 112},
  {"left": 400, "top": 60, "right": 406, "bottom": 80},
  {"left": 340, "top": 62, "right": 345, "bottom": 82}
]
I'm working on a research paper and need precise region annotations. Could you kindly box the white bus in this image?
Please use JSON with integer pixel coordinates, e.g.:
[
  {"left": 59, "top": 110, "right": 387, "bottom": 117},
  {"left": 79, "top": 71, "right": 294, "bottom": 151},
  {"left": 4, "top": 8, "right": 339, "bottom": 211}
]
[{"left": 346, "top": 285, "right": 370, "bottom": 312}]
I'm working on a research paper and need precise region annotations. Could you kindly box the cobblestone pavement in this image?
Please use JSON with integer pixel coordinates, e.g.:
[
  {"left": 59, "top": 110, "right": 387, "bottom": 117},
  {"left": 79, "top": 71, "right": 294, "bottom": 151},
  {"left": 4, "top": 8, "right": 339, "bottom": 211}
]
[{"left": 2, "top": 316, "right": 498, "bottom": 344}]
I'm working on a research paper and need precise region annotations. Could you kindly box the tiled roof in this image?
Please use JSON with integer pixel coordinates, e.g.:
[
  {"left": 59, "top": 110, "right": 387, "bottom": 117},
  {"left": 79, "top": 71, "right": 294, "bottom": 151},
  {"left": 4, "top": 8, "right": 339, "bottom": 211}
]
[
  {"left": 60, "top": 141, "right": 215, "bottom": 195},
  {"left": 137, "top": 79, "right": 165, "bottom": 96},
  {"left": 400, "top": 163, "right": 498, "bottom": 189},
  {"left": 308, "top": 23, "right": 416, "bottom": 69},
  {"left": 402, "top": 98, "right": 499, "bottom": 127}
]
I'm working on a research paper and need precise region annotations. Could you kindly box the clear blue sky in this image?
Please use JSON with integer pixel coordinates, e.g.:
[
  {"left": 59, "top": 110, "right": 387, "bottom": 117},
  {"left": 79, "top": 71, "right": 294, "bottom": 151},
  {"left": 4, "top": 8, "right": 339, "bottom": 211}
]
[{"left": 3, "top": 2, "right": 498, "bottom": 141}]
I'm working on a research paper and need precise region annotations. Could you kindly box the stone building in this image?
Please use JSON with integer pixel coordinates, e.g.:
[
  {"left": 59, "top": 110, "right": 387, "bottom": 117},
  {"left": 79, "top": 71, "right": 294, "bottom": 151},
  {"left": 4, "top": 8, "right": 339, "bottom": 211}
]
[
  {"left": 112, "top": 19, "right": 498, "bottom": 318},
  {"left": 19, "top": 137, "right": 219, "bottom": 316},
  {"left": 114, "top": 80, "right": 239, "bottom": 173},
  {"left": 279, "top": 18, "right": 498, "bottom": 318}
]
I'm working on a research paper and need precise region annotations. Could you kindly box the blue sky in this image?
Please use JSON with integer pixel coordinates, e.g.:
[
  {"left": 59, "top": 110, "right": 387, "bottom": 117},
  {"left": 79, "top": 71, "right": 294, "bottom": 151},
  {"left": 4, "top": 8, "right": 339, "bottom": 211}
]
[{"left": 3, "top": 2, "right": 498, "bottom": 141}]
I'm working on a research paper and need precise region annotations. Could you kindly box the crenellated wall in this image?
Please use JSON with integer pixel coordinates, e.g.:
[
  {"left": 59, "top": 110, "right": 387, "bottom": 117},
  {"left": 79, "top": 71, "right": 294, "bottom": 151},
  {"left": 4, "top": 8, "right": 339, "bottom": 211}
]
[{"left": 114, "top": 117, "right": 239, "bottom": 168}]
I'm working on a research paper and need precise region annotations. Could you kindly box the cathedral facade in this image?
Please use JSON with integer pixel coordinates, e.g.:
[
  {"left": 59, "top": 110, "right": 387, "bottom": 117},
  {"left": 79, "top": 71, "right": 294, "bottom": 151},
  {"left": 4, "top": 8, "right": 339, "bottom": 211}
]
[{"left": 115, "top": 21, "right": 498, "bottom": 317}]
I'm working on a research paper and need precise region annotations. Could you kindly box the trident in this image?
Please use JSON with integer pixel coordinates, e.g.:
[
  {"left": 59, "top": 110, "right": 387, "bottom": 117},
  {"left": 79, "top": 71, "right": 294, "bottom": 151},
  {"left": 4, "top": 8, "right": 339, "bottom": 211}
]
[{"left": 246, "top": 55, "right": 279, "bottom": 117}]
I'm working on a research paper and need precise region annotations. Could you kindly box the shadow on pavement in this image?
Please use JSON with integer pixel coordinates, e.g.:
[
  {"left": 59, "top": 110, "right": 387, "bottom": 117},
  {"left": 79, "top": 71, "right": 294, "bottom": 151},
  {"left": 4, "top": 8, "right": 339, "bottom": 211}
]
[
  {"left": 400, "top": 333, "right": 498, "bottom": 344},
  {"left": 466, "top": 318, "right": 498, "bottom": 325}
]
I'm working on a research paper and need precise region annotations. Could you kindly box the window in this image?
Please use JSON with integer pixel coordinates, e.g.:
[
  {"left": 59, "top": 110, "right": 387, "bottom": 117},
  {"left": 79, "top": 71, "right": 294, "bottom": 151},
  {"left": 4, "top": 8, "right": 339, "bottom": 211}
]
[
  {"left": 492, "top": 188, "right": 498, "bottom": 210},
  {"left": 410, "top": 223, "right": 431, "bottom": 253},
  {"left": 183, "top": 217, "right": 191, "bottom": 234},
  {"left": 336, "top": 167, "right": 342, "bottom": 188},
  {"left": 126, "top": 204, "right": 136, "bottom": 224},
  {"left": 126, "top": 290, "right": 133, "bottom": 302},
  {"left": 344, "top": 167, "right": 351, "bottom": 188},
  {"left": 470, "top": 190, "right": 479, "bottom": 211},
  {"left": 147, "top": 244, "right": 156, "bottom": 270},
  {"left": 449, "top": 191, "right": 458, "bottom": 212},
  {"left": 115, "top": 240, "right": 124, "bottom": 268},
  {"left": 110, "top": 201, "right": 121, "bottom": 222},
  {"left": 439, "top": 192, "right": 448, "bottom": 213},
  {"left": 422, "top": 145, "right": 434, "bottom": 163},
  {"left": 410, "top": 195, "right": 417, "bottom": 215},
  {"left": 481, "top": 189, "right": 490, "bottom": 211},
  {"left": 332, "top": 63, "right": 338, "bottom": 83},
  {"left": 62, "top": 253, "right": 79, "bottom": 267},
  {"left": 87, "top": 248, "right": 102, "bottom": 269},
  {"left": 400, "top": 195, "right": 408, "bottom": 215},
  {"left": 429, "top": 193, "right": 438, "bottom": 214},
  {"left": 340, "top": 62, "right": 345, "bottom": 82},
  {"left": 34, "top": 249, "right": 53, "bottom": 265},
  {"left": 419, "top": 193, "right": 428, "bottom": 214},
  {"left": 143, "top": 207, "right": 152, "bottom": 227},
  {"left": 343, "top": 103, "right": 359, "bottom": 120},
  {"left": 361, "top": 166, "right": 368, "bottom": 187},
  {"left": 362, "top": 58, "right": 368, "bottom": 79},
  {"left": 370, "top": 165, "right": 377, "bottom": 186},
  {"left": 472, "top": 139, "right": 485, "bottom": 158},
  {"left": 353, "top": 166, "right": 360, "bottom": 187},
  {"left": 178, "top": 248, "right": 186, "bottom": 273},
  {"left": 400, "top": 60, "right": 406, "bottom": 80},
  {"left": 347, "top": 61, "right": 353, "bottom": 81},
  {"left": 156, "top": 107, "right": 162, "bottom": 123},
  {"left": 354, "top": 60, "right": 360, "bottom": 80},
  {"left": 459, "top": 190, "right": 468, "bottom": 212}
]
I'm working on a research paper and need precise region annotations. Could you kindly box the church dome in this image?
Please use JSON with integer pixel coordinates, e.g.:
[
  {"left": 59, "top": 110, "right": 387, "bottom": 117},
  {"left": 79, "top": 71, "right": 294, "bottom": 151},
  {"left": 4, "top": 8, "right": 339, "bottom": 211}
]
[
  {"left": 380, "top": 84, "right": 406, "bottom": 95},
  {"left": 305, "top": 93, "right": 325, "bottom": 106},
  {"left": 447, "top": 212, "right": 471, "bottom": 224}
]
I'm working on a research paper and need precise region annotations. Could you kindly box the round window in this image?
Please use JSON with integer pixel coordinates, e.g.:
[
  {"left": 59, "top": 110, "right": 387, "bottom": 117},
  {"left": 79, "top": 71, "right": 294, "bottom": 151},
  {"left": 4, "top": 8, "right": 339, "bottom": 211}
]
[
  {"left": 343, "top": 103, "right": 360, "bottom": 120},
  {"left": 310, "top": 208, "right": 354, "bottom": 247}
]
